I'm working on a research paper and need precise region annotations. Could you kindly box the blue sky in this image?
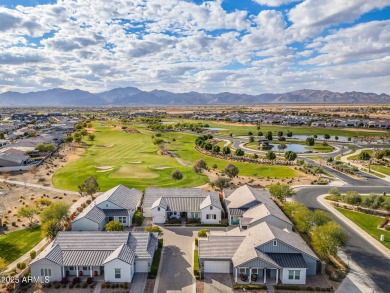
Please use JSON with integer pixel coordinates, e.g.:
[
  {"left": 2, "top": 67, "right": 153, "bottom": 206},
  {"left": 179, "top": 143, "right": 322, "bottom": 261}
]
[{"left": 0, "top": 0, "right": 389, "bottom": 94}]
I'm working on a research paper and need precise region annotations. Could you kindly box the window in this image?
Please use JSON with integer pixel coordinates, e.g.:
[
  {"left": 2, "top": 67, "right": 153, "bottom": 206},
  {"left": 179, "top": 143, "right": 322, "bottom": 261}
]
[
  {"left": 239, "top": 268, "right": 247, "bottom": 274},
  {"left": 69, "top": 267, "right": 74, "bottom": 270},
  {"left": 106, "top": 204, "right": 108, "bottom": 207},
  {"left": 273, "top": 240, "right": 277, "bottom": 246},
  {"left": 157, "top": 207, "right": 160, "bottom": 211},
  {"left": 207, "top": 214, "right": 216, "bottom": 220},
  {"left": 118, "top": 217, "right": 127, "bottom": 224},
  {"left": 288, "top": 270, "right": 300, "bottom": 280},
  {"left": 210, "top": 206, "right": 213, "bottom": 210},
  {"left": 41, "top": 269, "right": 51, "bottom": 277},
  {"left": 83, "top": 267, "right": 87, "bottom": 271},
  {"left": 213, "top": 214, "right": 216, "bottom": 220},
  {"left": 252, "top": 268, "right": 258, "bottom": 274},
  {"left": 115, "top": 268, "right": 121, "bottom": 279}
]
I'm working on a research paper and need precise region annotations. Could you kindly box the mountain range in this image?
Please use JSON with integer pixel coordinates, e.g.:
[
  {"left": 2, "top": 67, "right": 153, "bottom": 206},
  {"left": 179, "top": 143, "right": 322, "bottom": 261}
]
[{"left": 0, "top": 88, "right": 389, "bottom": 106}]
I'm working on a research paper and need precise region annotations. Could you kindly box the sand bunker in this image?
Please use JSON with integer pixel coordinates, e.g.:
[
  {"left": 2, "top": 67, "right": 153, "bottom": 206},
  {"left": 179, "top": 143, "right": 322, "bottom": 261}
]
[
  {"left": 97, "top": 144, "right": 115, "bottom": 148},
  {"left": 96, "top": 166, "right": 113, "bottom": 170},
  {"left": 128, "top": 161, "right": 142, "bottom": 164},
  {"left": 152, "top": 166, "right": 172, "bottom": 170},
  {"left": 97, "top": 168, "right": 113, "bottom": 173}
]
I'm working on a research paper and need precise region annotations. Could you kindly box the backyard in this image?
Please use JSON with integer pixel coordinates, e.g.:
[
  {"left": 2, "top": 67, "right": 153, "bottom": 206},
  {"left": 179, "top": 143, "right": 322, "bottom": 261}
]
[
  {"left": 336, "top": 208, "right": 390, "bottom": 250},
  {"left": 0, "top": 226, "right": 43, "bottom": 264}
]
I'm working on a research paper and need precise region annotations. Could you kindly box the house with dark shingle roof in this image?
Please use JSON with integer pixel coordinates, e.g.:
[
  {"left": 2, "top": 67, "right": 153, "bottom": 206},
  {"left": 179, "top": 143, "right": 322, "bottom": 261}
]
[
  {"left": 143, "top": 187, "right": 223, "bottom": 224},
  {"left": 29, "top": 231, "right": 158, "bottom": 283},
  {"left": 198, "top": 185, "right": 320, "bottom": 285},
  {"left": 72, "top": 185, "right": 142, "bottom": 231}
]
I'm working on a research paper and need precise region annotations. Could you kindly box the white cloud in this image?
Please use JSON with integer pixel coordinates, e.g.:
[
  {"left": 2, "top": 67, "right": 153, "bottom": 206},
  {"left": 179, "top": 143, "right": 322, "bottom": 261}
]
[{"left": 253, "top": 0, "right": 300, "bottom": 7}]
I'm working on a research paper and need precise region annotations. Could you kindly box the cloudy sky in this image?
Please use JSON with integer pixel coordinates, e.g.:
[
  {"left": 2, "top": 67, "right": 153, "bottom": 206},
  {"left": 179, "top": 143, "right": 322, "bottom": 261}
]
[{"left": 0, "top": 0, "right": 389, "bottom": 94}]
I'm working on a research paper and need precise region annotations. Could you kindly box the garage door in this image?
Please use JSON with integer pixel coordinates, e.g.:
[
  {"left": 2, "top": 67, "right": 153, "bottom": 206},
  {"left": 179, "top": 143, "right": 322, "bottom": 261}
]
[
  {"left": 153, "top": 215, "right": 165, "bottom": 224},
  {"left": 204, "top": 261, "right": 230, "bottom": 273},
  {"left": 135, "top": 260, "right": 149, "bottom": 272}
]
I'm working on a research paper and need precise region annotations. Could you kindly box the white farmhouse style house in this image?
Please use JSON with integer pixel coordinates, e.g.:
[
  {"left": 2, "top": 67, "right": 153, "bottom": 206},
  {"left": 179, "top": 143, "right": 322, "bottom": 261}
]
[
  {"left": 29, "top": 231, "right": 158, "bottom": 283},
  {"left": 72, "top": 185, "right": 142, "bottom": 231},
  {"left": 198, "top": 185, "right": 320, "bottom": 285},
  {"left": 143, "top": 188, "right": 223, "bottom": 224}
]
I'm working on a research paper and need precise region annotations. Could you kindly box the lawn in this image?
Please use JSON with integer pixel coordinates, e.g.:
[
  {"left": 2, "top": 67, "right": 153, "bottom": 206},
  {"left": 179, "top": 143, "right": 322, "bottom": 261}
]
[
  {"left": 52, "top": 123, "right": 208, "bottom": 191},
  {"left": 164, "top": 118, "right": 390, "bottom": 138},
  {"left": 0, "top": 226, "right": 43, "bottom": 264},
  {"left": 347, "top": 150, "right": 373, "bottom": 160},
  {"left": 371, "top": 165, "right": 390, "bottom": 176},
  {"left": 160, "top": 132, "right": 298, "bottom": 179},
  {"left": 335, "top": 208, "right": 390, "bottom": 250}
]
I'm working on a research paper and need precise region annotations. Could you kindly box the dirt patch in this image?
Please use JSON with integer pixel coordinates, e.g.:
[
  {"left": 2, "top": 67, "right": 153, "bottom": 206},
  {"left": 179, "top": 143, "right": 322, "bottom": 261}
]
[{"left": 0, "top": 184, "right": 79, "bottom": 233}]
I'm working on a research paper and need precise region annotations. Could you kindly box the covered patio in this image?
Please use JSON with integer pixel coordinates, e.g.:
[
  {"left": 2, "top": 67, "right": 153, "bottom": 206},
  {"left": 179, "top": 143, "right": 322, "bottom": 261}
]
[{"left": 234, "top": 267, "right": 279, "bottom": 284}]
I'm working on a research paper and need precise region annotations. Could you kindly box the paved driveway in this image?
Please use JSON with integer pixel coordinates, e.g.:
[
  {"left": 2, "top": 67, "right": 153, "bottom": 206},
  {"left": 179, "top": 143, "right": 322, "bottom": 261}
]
[
  {"left": 130, "top": 273, "right": 147, "bottom": 293},
  {"left": 204, "top": 274, "right": 233, "bottom": 293},
  {"left": 155, "top": 227, "right": 196, "bottom": 293}
]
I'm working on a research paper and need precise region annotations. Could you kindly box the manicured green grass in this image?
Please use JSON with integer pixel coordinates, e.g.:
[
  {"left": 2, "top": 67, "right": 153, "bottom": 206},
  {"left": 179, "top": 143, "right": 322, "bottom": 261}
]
[
  {"left": 164, "top": 118, "right": 390, "bottom": 137},
  {"left": 335, "top": 208, "right": 390, "bottom": 250},
  {"left": 347, "top": 150, "right": 373, "bottom": 160},
  {"left": 161, "top": 132, "right": 297, "bottom": 179},
  {"left": 53, "top": 123, "right": 208, "bottom": 191},
  {"left": 371, "top": 165, "right": 390, "bottom": 176},
  {"left": 0, "top": 226, "right": 43, "bottom": 264},
  {"left": 245, "top": 140, "right": 333, "bottom": 153}
]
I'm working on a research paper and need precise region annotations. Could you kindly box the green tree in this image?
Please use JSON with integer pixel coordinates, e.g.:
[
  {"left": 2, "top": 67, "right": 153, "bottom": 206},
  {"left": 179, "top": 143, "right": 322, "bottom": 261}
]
[
  {"left": 306, "top": 137, "right": 315, "bottom": 146},
  {"left": 17, "top": 206, "right": 39, "bottom": 225},
  {"left": 266, "top": 151, "right": 276, "bottom": 160},
  {"left": 133, "top": 210, "right": 144, "bottom": 226},
  {"left": 42, "top": 219, "right": 63, "bottom": 240},
  {"left": 268, "top": 183, "right": 295, "bottom": 201},
  {"left": 277, "top": 131, "right": 283, "bottom": 137},
  {"left": 153, "top": 138, "right": 164, "bottom": 145},
  {"left": 105, "top": 221, "right": 124, "bottom": 231},
  {"left": 64, "top": 135, "right": 73, "bottom": 144},
  {"left": 145, "top": 225, "right": 163, "bottom": 236},
  {"left": 193, "top": 159, "right": 208, "bottom": 175},
  {"left": 78, "top": 176, "right": 100, "bottom": 198},
  {"left": 311, "top": 222, "right": 347, "bottom": 259},
  {"left": 358, "top": 151, "right": 371, "bottom": 160},
  {"left": 286, "top": 130, "right": 293, "bottom": 137},
  {"left": 249, "top": 136, "right": 255, "bottom": 143},
  {"left": 40, "top": 202, "right": 70, "bottom": 224},
  {"left": 344, "top": 191, "right": 361, "bottom": 205},
  {"left": 324, "top": 134, "right": 330, "bottom": 140},
  {"left": 284, "top": 151, "right": 297, "bottom": 161},
  {"left": 87, "top": 134, "right": 95, "bottom": 141},
  {"left": 212, "top": 145, "right": 220, "bottom": 153},
  {"left": 312, "top": 210, "right": 332, "bottom": 227},
  {"left": 235, "top": 149, "right": 245, "bottom": 156},
  {"left": 0, "top": 132, "right": 4, "bottom": 139},
  {"left": 210, "top": 177, "right": 230, "bottom": 190},
  {"left": 328, "top": 187, "right": 341, "bottom": 197},
  {"left": 265, "top": 131, "right": 273, "bottom": 141},
  {"left": 171, "top": 170, "right": 183, "bottom": 180},
  {"left": 258, "top": 131, "right": 263, "bottom": 136},
  {"left": 35, "top": 144, "right": 56, "bottom": 153},
  {"left": 224, "top": 163, "right": 239, "bottom": 178},
  {"left": 222, "top": 146, "right": 231, "bottom": 154}
]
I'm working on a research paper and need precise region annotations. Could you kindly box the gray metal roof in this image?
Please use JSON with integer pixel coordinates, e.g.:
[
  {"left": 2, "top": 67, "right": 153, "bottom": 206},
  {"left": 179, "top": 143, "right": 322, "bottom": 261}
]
[
  {"left": 229, "top": 208, "right": 246, "bottom": 216},
  {"left": 95, "top": 185, "right": 142, "bottom": 210},
  {"left": 104, "top": 244, "right": 135, "bottom": 265},
  {"left": 0, "top": 153, "right": 29, "bottom": 163},
  {"left": 63, "top": 250, "right": 113, "bottom": 266},
  {"left": 266, "top": 253, "right": 307, "bottom": 268},
  {"left": 144, "top": 187, "right": 219, "bottom": 212},
  {"left": 199, "top": 236, "right": 245, "bottom": 259},
  {"left": 30, "top": 231, "right": 157, "bottom": 267},
  {"left": 73, "top": 205, "right": 106, "bottom": 224},
  {"left": 103, "top": 209, "right": 130, "bottom": 217}
]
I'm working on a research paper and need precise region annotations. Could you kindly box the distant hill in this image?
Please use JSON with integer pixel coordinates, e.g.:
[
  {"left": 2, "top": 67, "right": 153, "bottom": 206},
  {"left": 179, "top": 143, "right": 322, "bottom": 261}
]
[{"left": 0, "top": 87, "right": 389, "bottom": 106}]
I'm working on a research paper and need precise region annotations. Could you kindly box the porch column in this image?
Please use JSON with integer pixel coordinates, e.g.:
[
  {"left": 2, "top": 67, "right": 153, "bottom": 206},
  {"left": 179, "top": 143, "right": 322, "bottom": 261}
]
[
  {"left": 62, "top": 266, "right": 65, "bottom": 278},
  {"left": 76, "top": 266, "right": 79, "bottom": 276},
  {"left": 235, "top": 268, "right": 238, "bottom": 283},
  {"left": 276, "top": 269, "right": 279, "bottom": 284},
  {"left": 263, "top": 268, "right": 266, "bottom": 283},
  {"left": 90, "top": 266, "right": 93, "bottom": 277},
  {"left": 249, "top": 268, "right": 252, "bottom": 284}
]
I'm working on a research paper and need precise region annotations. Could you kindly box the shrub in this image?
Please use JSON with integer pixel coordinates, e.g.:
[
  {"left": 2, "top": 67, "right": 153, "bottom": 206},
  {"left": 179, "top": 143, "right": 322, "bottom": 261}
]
[
  {"left": 54, "top": 282, "right": 60, "bottom": 289},
  {"left": 30, "top": 250, "right": 36, "bottom": 259},
  {"left": 132, "top": 210, "right": 144, "bottom": 226},
  {"left": 195, "top": 238, "right": 198, "bottom": 247},
  {"left": 197, "top": 228, "right": 208, "bottom": 238},
  {"left": 81, "top": 282, "right": 87, "bottom": 288},
  {"left": 194, "top": 250, "right": 200, "bottom": 280},
  {"left": 86, "top": 277, "right": 93, "bottom": 285},
  {"left": 72, "top": 277, "right": 81, "bottom": 285}
]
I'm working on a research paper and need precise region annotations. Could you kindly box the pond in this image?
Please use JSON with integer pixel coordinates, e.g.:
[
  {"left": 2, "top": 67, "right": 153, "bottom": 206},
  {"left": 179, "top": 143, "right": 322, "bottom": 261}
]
[{"left": 266, "top": 143, "right": 313, "bottom": 153}]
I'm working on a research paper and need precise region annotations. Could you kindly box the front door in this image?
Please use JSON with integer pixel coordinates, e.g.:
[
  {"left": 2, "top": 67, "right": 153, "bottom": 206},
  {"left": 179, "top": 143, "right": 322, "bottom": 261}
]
[{"left": 100, "top": 266, "right": 104, "bottom": 275}]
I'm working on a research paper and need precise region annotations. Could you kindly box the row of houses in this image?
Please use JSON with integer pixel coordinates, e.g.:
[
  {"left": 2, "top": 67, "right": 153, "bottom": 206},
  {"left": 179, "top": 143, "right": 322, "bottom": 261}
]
[{"left": 30, "top": 185, "right": 320, "bottom": 285}]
